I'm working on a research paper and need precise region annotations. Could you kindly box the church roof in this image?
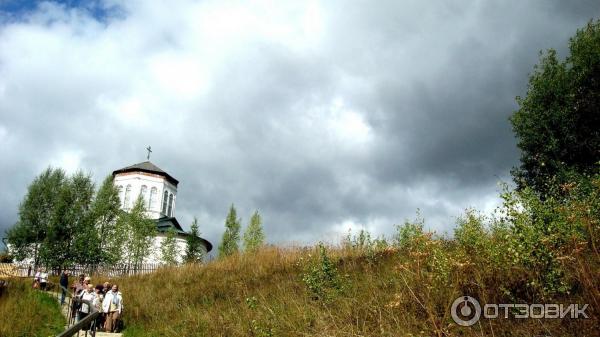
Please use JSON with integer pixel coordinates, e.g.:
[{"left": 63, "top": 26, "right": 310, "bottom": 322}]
[
  {"left": 156, "top": 216, "right": 213, "bottom": 252},
  {"left": 112, "top": 161, "right": 179, "bottom": 186}
]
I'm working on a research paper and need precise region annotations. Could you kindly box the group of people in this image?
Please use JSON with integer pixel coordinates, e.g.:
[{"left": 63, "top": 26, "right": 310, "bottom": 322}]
[
  {"left": 33, "top": 269, "right": 124, "bottom": 333},
  {"left": 32, "top": 268, "right": 49, "bottom": 290}
]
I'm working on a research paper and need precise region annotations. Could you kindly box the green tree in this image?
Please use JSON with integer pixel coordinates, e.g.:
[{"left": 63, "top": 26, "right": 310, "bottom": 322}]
[
  {"left": 510, "top": 20, "right": 600, "bottom": 196},
  {"left": 119, "top": 196, "right": 156, "bottom": 268},
  {"left": 41, "top": 171, "right": 95, "bottom": 268},
  {"left": 218, "top": 204, "right": 241, "bottom": 258},
  {"left": 185, "top": 217, "right": 204, "bottom": 262},
  {"left": 160, "top": 227, "right": 179, "bottom": 265},
  {"left": 6, "top": 167, "right": 66, "bottom": 267},
  {"left": 89, "top": 175, "right": 122, "bottom": 264},
  {"left": 243, "top": 210, "right": 264, "bottom": 252}
]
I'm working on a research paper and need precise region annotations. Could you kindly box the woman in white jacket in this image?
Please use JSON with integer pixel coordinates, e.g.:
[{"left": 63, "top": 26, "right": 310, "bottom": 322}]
[
  {"left": 78, "top": 284, "right": 99, "bottom": 325},
  {"left": 102, "top": 284, "right": 123, "bottom": 332}
]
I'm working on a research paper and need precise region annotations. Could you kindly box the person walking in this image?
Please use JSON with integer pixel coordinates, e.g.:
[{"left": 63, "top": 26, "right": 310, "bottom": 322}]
[
  {"left": 59, "top": 270, "right": 69, "bottom": 305},
  {"left": 98, "top": 281, "right": 111, "bottom": 331},
  {"left": 94, "top": 287, "right": 106, "bottom": 331},
  {"left": 39, "top": 269, "right": 48, "bottom": 291},
  {"left": 72, "top": 274, "right": 85, "bottom": 295},
  {"left": 83, "top": 276, "right": 92, "bottom": 289},
  {"left": 33, "top": 268, "right": 41, "bottom": 289},
  {"left": 77, "top": 284, "right": 98, "bottom": 327},
  {"left": 102, "top": 282, "right": 111, "bottom": 295},
  {"left": 71, "top": 274, "right": 85, "bottom": 319},
  {"left": 102, "top": 284, "right": 123, "bottom": 333}
]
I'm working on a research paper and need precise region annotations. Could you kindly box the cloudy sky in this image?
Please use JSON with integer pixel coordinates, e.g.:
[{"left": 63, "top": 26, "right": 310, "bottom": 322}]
[{"left": 0, "top": 0, "right": 598, "bottom": 249}]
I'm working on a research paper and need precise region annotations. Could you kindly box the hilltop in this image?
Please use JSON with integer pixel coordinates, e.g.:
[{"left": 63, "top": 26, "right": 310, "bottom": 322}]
[{"left": 114, "top": 239, "right": 598, "bottom": 336}]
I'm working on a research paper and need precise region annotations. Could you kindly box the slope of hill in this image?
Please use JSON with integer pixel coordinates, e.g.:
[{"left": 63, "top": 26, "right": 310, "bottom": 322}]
[
  {"left": 115, "top": 242, "right": 598, "bottom": 337},
  {"left": 0, "top": 279, "right": 65, "bottom": 337}
]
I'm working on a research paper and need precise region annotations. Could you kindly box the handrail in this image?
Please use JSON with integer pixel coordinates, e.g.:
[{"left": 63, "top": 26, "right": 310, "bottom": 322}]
[
  {"left": 58, "top": 284, "right": 75, "bottom": 298},
  {"left": 56, "top": 296, "right": 100, "bottom": 337},
  {"left": 57, "top": 284, "right": 101, "bottom": 337}
]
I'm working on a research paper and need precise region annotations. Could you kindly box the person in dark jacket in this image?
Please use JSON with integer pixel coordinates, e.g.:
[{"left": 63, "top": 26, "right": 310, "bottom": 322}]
[{"left": 59, "top": 270, "right": 69, "bottom": 305}]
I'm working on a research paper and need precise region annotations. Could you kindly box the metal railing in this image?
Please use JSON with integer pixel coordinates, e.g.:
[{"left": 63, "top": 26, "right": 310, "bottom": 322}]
[
  {"left": 48, "top": 285, "right": 101, "bottom": 337},
  {"left": 56, "top": 297, "right": 100, "bottom": 337},
  {"left": 2, "top": 262, "right": 162, "bottom": 277}
]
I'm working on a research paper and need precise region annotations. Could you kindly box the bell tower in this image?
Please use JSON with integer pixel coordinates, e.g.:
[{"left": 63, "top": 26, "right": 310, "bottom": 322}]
[{"left": 112, "top": 161, "right": 179, "bottom": 219}]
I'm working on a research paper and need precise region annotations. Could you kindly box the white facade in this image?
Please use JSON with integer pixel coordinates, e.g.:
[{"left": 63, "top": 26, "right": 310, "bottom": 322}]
[
  {"left": 146, "top": 233, "right": 207, "bottom": 264},
  {"left": 112, "top": 163, "right": 211, "bottom": 264},
  {"left": 113, "top": 171, "right": 177, "bottom": 219}
]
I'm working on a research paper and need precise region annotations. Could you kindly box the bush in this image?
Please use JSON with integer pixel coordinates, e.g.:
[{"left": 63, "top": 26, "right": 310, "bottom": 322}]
[
  {"left": 394, "top": 213, "right": 425, "bottom": 251},
  {"left": 301, "top": 244, "right": 347, "bottom": 302},
  {"left": 343, "top": 229, "right": 389, "bottom": 264}
]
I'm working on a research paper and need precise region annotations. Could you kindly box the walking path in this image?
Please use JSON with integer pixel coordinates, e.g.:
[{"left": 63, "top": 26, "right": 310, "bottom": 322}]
[{"left": 47, "top": 289, "right": 123, "bottom": 337}]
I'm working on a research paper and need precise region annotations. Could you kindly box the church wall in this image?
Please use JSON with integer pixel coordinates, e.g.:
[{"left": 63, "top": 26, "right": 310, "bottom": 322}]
[
  {"left": 114, "top": 172, "right": 178, "bottom": 219},
  {"left": 146, "top": 234, "right": 208, "bottom": 264}
]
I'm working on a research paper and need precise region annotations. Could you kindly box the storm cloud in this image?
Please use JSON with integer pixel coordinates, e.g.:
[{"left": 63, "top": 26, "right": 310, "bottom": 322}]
[{"left": 0, "top": 0, "right": 598, "bottom": 248}]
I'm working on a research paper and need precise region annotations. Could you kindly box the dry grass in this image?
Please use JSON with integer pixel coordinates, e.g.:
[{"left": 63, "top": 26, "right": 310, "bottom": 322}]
[
  {"left": 111, "top": 245, "right": 598, "bottom": 337},
  {"left": 0, "top": 279, "right": 65, "bottom": 337}
]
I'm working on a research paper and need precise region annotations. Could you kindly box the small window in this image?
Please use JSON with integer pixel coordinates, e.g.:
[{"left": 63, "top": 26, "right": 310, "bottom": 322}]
[
  {"left": 124, "top": 185, "right": 132, "bottom": 209},
  {"left": 167, "top": 193, "right": 174, "bottom": 217},
  {"left": 117, "top": 185, "right": 123, "bottom": 203},
  {"left": 149, "top": 187, "right": 158, "bottom": 210},
  {"left": 140, "top": 185, "right": 148, "bottom": 202},
  {"left": 162, "top": 190, "right": 168, "bottom": 215}
]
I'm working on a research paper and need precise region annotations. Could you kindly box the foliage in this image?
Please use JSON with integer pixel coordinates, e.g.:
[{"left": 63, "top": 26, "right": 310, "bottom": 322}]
[
  {"left": 492, "top": 176, "right": 600, "bottom": 298},
  {"left": 0, "top": 279, "right": 65, "bottom": 337},
  {"left": 393, "top": 212, "right": 425, "bottom": 251},
  {"left": 6, "top": 169, "right": 128, "bottom": 267},
  {"left": 43, "top": 171, "right": 96, "bottom": 268},
  {"left": 90, "top": 175, "right": 123, "bottom": 264},
  {"left": 119, "top": 196, "right": 157, "bottom": 267},
  {"left": 510, "top": 19, "right": 600, "bottom": 196},
  {"left": 6, "top": 167, "right": 66, "bottom": 266},
  {"left": 301, "top": 244, "right": 346, "bottom": 302},
  {"left": 219, "top": 204, "right": 241, "bottom": 258},
  {"left": 161, "top": 227, "right": 180, "bottom": 265},
  {"left": 343, "top": 229, "right": 388, "bottom": 264},
  {"left": 243, "top": 210, "right": 265, "bottom": 253},
  {"left": 185, "top": 217, "right": 204, "bottom": 263},
  {"left": 454, "top": 209, "right": 490, "bottom": 258}
]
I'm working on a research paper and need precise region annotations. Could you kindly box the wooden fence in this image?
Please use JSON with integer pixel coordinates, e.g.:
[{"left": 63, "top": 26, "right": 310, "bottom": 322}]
[{"left": 0, "top": 262, "right": 163, "bottom": 278}]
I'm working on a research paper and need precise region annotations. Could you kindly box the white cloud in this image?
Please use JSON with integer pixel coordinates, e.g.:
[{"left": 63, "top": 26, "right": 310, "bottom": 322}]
[
  {"left": 0, "top": 0, "right": 596, "bottom": 247},
  {"left": 49, "top": 150, "right": 83, "bottom": 174}
]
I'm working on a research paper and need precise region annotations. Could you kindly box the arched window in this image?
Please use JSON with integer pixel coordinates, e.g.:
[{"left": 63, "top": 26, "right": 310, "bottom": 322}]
[
  {"left": 124, "top": 185, "right": 132, "bottom": 209},
  {"left": 167, "top": 193, "right": 174, "bottom": 217},
  {"left": 140, "top": 185, "right": 148, "bottom": 203},
  {"left": 149, "top": 187, "right": 158, "bottom": 210},
  {"left": 162, "top": 190, "right": 168, "bottom": 215},
  {"left": 117, "top": 185, "right": 123, "bottom": 204}
]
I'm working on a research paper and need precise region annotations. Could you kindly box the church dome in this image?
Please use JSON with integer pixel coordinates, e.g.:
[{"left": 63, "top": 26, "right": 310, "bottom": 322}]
[{"left": 112, "top": 161, "right": 179, "bottom": 186}]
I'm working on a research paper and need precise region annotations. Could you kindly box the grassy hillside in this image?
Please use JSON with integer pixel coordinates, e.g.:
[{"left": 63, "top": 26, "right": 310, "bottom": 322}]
[
  {"left": 0, "top": 279, "right": 65, "bottom": 337},
  {"left": 115, "top": 181, "right": 600, "bottom": 337},
  {"left": 115, "top": 245, "right": 597, "bottom": 337}
]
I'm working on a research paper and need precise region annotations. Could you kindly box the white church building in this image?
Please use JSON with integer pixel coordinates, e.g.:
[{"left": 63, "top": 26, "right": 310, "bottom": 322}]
[{"left": 112, "top": 161, "right": 212, "bottom": 263}]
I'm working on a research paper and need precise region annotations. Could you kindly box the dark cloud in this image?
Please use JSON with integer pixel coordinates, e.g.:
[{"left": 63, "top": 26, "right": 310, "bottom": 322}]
[{"left": 1, "top": 1, "right": 598, "bottom": 249}]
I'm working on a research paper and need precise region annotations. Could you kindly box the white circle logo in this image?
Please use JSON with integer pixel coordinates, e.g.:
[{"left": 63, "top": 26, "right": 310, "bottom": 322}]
[{"left": 451, "top": 296, "right": 481, "bottom": 326}]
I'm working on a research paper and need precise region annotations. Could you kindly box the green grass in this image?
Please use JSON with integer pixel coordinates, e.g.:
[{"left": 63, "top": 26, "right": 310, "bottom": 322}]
[
  {"left": 0, "top": 279, "right": 65, "bottom": 337},
  {"left": 111, "top": 245, "right": 598, "bottom": 337}
]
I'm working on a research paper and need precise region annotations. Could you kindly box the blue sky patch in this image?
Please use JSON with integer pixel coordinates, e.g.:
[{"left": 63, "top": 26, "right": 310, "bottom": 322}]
[{"left": 0, "top": 0, "right": 123, "bottom": 23}]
